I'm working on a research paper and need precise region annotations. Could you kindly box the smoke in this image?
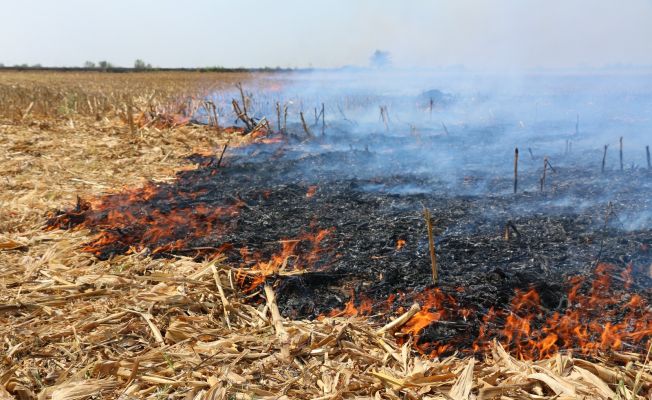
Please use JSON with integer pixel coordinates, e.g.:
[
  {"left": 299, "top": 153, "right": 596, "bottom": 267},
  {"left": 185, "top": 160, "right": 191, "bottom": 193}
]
[{"left": 196, "top": 68, "right": 652, "bottom": 233}]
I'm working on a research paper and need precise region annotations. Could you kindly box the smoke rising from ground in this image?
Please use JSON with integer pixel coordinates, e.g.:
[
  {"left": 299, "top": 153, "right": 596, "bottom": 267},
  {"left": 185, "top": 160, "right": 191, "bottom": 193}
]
[{"left": 200, "top": 69, "right": 652, "bottom": 233}]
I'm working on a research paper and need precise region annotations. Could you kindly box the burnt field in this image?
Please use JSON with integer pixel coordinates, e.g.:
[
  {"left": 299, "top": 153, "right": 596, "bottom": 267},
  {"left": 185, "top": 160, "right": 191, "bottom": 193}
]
[{"left": 47, "top": 72, "right": 652, "bottom": 359}]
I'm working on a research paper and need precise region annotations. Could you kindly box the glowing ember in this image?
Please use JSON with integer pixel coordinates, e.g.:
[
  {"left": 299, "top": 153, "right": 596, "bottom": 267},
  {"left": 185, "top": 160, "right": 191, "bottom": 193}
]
[{"left": 306, "top": 185, "right": 318, "bottom": 198}]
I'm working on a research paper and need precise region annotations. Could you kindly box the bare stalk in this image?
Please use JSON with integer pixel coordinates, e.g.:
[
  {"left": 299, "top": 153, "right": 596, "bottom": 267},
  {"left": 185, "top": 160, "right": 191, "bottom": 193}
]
[
  {"left": 513, "top": 147, "right": 519, "bottom": 194},
  {"left": 126, "top": 97, "right": 136, "bottom": 135},
  {"left": 232, "top": 99, "right": 254, "bottom": 131},
  {"left": 441, "top": 122, "right": 449, "bottom": 136},
  {"left": 300, "top": 111, "right": 314, "bottom": 138},
  {"left": 619, "top": 136, "right": 624, "bottom": 171},
  {"left": 283, "top": 104, "right": 288, "bottom": 132},
  {"left": 217, "top": 140, "right": 230, "bottom": 168},
  {"left": 321, "top": 103, "right": 325, "bottom": 136},
  {"left": 379, "top": 105, "right": 389, "bottom": 132},
  {"left": 236, "top": 82, "right": 247, "bottom": 116},
  {"left": 540, "top": 156, "right": 548, "bottom": 192},
  {"left": 423, "top": 208, "right": 438, "bottom": 286}
]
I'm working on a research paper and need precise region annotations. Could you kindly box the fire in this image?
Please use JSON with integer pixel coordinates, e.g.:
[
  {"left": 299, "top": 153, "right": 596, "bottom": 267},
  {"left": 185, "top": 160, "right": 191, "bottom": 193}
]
[
  {"left": 398, "top": 288, "right": 460, "bottom": 355},
  {"left": 45, "top": 157, "right": 651, "bottom": 361},
  {"left": 306, "top": 185, "right": 318, "bottom": 198},
  {"left": 403, "top": 309, "right": 441, "bottom": 336},
  {"left": 469, "top": 263, "right": 652, "bottom": 359},
  {"left": 46, "top": 182, "right": 242, "bottom": 259},
  {"left": 384, "top": 263, "right": 652, "bottom": 359},
  {"left": 237, "top": 228, "right": 335, "bottom": 293},
  {"left": 328, "top": 292, "right": 374, "bottom": 317}
]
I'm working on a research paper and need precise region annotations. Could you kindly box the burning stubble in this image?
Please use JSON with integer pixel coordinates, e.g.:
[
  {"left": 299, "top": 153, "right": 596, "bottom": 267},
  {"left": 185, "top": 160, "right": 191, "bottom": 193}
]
[{"left": 47, "top": 70, "right": 652, "bottom": 359}]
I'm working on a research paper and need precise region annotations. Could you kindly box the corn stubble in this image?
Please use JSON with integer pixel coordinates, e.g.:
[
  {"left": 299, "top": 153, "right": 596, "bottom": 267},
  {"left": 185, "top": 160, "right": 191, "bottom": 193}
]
[{"left": 0, "top": 71, "right": 649, "bottom": 399}]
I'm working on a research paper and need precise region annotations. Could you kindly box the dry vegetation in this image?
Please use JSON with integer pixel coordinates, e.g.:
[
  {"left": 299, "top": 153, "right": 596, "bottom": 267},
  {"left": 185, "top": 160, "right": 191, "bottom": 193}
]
[{"left": 1, "top": 71, "right": 650, "bottom": 399}]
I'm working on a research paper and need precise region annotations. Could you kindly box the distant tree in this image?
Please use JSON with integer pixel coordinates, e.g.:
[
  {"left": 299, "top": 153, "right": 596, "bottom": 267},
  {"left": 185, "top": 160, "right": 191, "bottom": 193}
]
[
  {"left": 134, "top": 59, "right": 152, "bottom": 70},
  {"left": 84, "top": 61, "right": 96, "bottom": 68},
  {"left": 98, "top": 60, "right": 113, "bottom": 71},
  {"left": 369, "top": 50, "right": 391, "bottom": 68},
  {"left": 32, "top": 63, "right": 42, "bottom": 68},
  {"left": 0, "top": 63, "right": 4, "bottom": 68}
]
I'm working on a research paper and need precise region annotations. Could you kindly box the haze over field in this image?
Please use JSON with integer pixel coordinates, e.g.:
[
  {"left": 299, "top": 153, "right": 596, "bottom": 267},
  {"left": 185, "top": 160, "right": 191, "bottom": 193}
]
[{"left": 2, "top": 0, "right": 652, "bottom": 69}]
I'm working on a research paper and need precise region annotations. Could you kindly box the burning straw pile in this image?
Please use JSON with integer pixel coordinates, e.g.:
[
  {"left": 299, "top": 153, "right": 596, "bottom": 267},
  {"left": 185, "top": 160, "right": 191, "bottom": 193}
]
[{"left": 1, "top": 71, "right": 651, "bottom": 399}]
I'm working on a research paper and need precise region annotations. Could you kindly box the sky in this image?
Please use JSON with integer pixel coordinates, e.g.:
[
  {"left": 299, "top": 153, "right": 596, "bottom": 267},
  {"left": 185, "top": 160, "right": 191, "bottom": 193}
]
[{"left": 1, "top": 0, "right": 652, "bottom": 69}]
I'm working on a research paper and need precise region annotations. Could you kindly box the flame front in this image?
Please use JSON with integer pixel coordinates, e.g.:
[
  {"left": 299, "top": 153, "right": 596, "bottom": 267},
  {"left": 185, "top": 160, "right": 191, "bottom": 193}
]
[{"left": 236, "top": 228, "right": 335, "bottom": 293}]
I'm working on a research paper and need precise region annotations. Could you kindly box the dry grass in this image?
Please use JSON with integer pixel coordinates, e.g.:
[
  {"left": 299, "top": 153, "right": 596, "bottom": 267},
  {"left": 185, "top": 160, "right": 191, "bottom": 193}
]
[
  {"left": 0, "top": 70, "right": 258, "bottom": 120},
  {"left": 0, "top": 71, "right": 650, "bottom": 399}
]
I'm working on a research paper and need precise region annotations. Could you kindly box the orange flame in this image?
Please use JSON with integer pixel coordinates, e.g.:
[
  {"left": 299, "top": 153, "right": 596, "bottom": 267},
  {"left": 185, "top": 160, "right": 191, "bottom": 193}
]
[
  {"left": 237, "top": 228, "right": 335, "bottom": 293},
  {"left": 47, "top": 181, "right": 241, "bottom": 258},
  {"left": 395, "top": 263, "right": 651, "bottom": 359},
  {"left": 328, "top": 292, "right": 374, "bottom": 317},
  {"left": 306, "top": 185, "right": 318, "bottom": 198}
]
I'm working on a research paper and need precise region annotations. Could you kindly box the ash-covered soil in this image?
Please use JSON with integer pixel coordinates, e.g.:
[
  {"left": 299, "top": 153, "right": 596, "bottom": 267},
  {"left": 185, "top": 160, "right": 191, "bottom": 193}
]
[{"left": 48, "top": 126, "right": 652, "bottom": 329}]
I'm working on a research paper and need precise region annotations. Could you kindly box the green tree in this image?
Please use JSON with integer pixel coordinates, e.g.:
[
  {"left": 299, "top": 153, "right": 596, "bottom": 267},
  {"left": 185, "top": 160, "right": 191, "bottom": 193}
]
[{"left": 84, "top": 61, "right": 96, "bottom": 68}]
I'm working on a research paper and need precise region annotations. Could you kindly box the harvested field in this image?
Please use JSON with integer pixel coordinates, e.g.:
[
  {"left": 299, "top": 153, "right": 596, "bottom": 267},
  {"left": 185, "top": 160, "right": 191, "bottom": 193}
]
[{"left": 1, "top": 70, "right": 651, "bottom": 400}]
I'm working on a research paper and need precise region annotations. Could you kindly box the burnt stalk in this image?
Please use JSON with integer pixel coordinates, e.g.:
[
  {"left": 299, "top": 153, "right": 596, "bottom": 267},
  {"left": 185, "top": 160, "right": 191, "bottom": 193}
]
[
  {"left": 513, "top": 147, "right": 519, "bottom": 194},
  {"left": 423, "top": 208, "right": 438, "bottom": 286}
]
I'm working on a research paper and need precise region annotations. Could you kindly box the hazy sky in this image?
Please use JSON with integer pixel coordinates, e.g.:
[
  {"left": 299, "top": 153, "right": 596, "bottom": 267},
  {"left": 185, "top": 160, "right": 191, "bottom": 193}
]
[{"left": 2, "top": 0, "right": 652, "bottom": 69}]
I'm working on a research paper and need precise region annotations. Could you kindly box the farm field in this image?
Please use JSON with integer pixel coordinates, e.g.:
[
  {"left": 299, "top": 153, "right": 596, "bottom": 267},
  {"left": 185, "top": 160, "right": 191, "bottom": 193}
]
[{"left": 1, "top": 69, "right": 651, "bottom": 399}]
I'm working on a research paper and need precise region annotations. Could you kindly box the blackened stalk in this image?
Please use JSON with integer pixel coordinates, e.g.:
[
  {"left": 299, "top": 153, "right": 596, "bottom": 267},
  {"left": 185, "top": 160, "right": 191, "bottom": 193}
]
[
  {"left": 647, "top": 145, "right": 651, "bottom": 170},
  {"left": 602, "top": 144, "right": 608, "bottom": 173},
  {"left": 380, "top": 105, "right": 389, "bottom": 132},
  {"left": 441, "top": 122, "right": 449, "bottom": 136},
  {"left": 217, "top": 140, "right": 230, "bottom": 167},
  {"left": 619, "top": 136, "right": 624, "bottom": 171},
  {"left": 423, "top": 208, "right": 438, "bottom": 286},
  {"left": 232, "top": 99, "right": 253, "bottom": 131},
  {"left": 236, "top": 83, "right": 247, "bottom": 116},
  {"left": 299, "top": 111, "right": 314, "bottom": 139},
  {"left": 211, "top": 102, "right": 219, "bottom": 131},
  {"left": 276, "top": 102, "right": 281, "bottom": 132},
  {"left": 283, "top": 104, "right": 288, "bottom": 132},
  {"left": 321, "top": 103, "right": 325, "bottom": 137},
  {"left": 513, "top": 147, "right": 519, "bottom": 194},
  {"left": 540, "top": 156, "right": 548, "bottom": 192}
]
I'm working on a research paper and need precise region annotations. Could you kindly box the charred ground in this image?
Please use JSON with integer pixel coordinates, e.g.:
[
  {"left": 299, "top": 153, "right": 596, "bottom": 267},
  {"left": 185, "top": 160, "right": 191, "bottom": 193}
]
[{"left": 47, "top": 121, "right": 652, "bottom": 356}]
